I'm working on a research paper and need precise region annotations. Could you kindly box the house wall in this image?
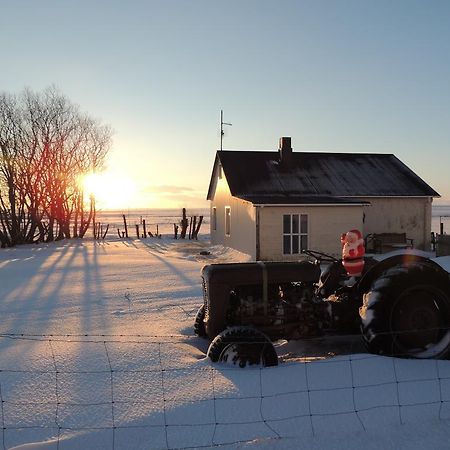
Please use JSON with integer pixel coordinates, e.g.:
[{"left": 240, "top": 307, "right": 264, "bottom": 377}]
[
  {"left": 361, "top": 197, "right": 433, "bottom": 250},
  {"left": 210, "top": 168, "right": 256, "bottom": 259},
  {"left": 258, "top": 205, "right": 364, "bottom": 260}
]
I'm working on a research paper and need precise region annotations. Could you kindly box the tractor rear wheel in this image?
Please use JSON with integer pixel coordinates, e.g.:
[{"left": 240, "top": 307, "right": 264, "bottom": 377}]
[
  {"left": 194, "top": 304, "right": 206, "bottom": 337},
  {"left": 207, "top": 326, "right": 278, "bottom": 367},
  {"left": 360, "top": 263, "right": 450, "bottom": 358}
]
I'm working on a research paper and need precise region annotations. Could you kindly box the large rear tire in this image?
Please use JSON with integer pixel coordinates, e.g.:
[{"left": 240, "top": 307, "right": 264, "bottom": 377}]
[
  {"left": 360, "top": 263, "right": 450, "bottom": 358},
  {"left": 194, "top": 304, "right": 207, "bottom": 337},
  {"left": 207, "top": 326, "right": 278, "bottom": 367}
]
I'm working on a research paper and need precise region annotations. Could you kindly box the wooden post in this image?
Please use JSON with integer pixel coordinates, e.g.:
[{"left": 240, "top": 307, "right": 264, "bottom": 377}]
[
  {"left": 191, "top": 216, "right": 197, "bottom": 240},
  {"left": 156, "top": 224, "right": 159, "bottom": 237},
  {"left": 117, "top": 228, "right": 121, "bottom": 238},
  {"left": 135, "top": 224, "right": 140, "bottom": 238},
  {"left": 174, "top": 223, "right": 179, "bottom": 239},
  {"left": 122, "top": 214, "right": 129, "bottom": 238},
  {"left": 143, "top": 220, "right": 147, "bottom": 238},
  {"left": 188, "top": 216, "right": 193, "bottom": 239},
  {"left": 180, "top": 208, "right": 188, "bottom": 239},
  {"left": 192, "top": 216, "right": 203, "bottom": 240},
  {"left": 102, "top": 224, "right": 109, "bottom": 239}
]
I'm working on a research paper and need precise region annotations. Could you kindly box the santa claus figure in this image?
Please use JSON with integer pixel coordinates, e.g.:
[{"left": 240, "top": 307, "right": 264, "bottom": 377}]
[{"left": 341, "top": 229, "right": 365, "bottom": 277}]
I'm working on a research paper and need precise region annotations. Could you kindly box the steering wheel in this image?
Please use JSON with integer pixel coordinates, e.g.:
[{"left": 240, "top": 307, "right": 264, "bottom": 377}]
[{"left": 302, "top": 249, "right": 340, "bottom": 263}]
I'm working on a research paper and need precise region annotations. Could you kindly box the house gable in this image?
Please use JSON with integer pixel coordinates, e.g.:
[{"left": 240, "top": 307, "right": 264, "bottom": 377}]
[{"left": 207, "top": 155, "right": 224, "bottom": 201}]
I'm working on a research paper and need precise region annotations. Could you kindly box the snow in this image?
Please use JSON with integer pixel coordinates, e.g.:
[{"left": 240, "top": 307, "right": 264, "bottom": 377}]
[
  {"left": 370, "top": 248, "right": 450, "bottom": 273},
  {"left": 0, "top": 237, "right": 450, "bottom": 449}
]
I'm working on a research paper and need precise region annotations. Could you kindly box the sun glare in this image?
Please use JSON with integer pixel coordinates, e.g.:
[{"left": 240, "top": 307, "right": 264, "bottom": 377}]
[{"left": 82, "top": 172, "right": 137, "bottom": 210}]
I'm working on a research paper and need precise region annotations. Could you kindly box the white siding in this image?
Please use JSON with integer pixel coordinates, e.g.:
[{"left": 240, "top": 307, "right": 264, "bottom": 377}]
[
  {"left": 361, "top": 197, "right": 433, "bottom": 250},
  {"left": 258, "top": 206, "right": 364, "bottom": 260},
  {"left": 209, "top": 168, "right": 256, "bottom": 259}
]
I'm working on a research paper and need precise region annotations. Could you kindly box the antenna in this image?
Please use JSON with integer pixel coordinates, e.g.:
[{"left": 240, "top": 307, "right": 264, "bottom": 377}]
[{"left": 220, "top": 109, "right": 232, "bottom": 151}]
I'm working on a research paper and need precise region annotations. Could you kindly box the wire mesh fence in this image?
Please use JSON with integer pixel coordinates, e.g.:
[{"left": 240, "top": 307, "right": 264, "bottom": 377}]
[{"left": 1, "top": 333, "right": 450, "bottom": 450}]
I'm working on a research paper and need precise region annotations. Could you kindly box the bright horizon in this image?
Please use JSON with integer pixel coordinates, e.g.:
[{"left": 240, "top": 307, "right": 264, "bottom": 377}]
[{"left": 2, "top": 1, "right": 450, "bottom": 209}]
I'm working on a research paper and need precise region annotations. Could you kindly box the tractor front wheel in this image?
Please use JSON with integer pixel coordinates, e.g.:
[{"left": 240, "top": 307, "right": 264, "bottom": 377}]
[{"left": 207, "top": 326, "right": 278, "bottom": 368}]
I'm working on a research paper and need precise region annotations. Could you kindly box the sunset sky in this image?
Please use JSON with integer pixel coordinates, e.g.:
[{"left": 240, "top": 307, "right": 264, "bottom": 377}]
[{"left": 1, "top": 1, "right": 449, "bottom": 209}]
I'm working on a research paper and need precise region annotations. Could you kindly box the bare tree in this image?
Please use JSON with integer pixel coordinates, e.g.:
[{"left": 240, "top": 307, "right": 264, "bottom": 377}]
[{"left": 0, "top": 87, "right": 112, "bottom": 247}]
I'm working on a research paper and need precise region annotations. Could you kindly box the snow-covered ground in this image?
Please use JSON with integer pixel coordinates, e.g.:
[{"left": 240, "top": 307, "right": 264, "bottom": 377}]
[{"left": 0, "top": 237, "right": 450, "bottom": 449}]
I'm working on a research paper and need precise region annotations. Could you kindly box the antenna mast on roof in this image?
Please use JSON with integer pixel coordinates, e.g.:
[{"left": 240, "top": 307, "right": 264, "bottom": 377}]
[{"left": 220, "top": 109, "right": 232, "bottom": 151}]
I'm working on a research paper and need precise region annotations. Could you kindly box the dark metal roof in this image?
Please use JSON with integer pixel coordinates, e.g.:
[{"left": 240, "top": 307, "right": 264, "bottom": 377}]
[{"left": 207, "top": 150, "right": 440, "bottom": 201}]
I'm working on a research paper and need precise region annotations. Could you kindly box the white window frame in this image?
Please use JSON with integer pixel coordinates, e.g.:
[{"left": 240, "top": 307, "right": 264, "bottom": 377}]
[
  {"left": 225, "top": 206, "right": 231, "bottom": 237},
  {"left": 282, "top": 214, "right": 308, "bottom": 255},
  {"left": 212, "top": 207, "right": 217, "bottom": 231}
]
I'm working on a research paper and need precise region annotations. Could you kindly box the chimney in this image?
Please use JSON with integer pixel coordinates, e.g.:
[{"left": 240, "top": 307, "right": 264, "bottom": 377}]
[{"left": 278, "top": 137, "right": 292, "bottom": 165}]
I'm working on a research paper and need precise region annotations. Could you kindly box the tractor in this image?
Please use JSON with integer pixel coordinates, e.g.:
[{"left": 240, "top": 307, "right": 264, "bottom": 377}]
[{"left": 193, "top": 248, "right": 450, "bottom": 367}]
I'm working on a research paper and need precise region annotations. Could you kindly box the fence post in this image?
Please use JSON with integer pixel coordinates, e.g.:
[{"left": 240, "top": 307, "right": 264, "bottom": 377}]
[
  {"left": 102, "top": 224, "right": 109, "bottom": 239},
  {"left": 122, "top": 214, "right": 129, "bottom": 238},
  {"left": 180, "top": 208, "right": 188, "bottom": 239}
]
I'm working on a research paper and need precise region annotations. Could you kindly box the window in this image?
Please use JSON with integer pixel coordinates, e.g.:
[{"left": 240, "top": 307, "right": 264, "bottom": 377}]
[
  {"left": 212, "top": 207, "right": 217, "bottom": 231},
  {"left": 225, "top": 206, "right": 231, "bottom": 236},
  {"left": 283, "top": 214, "right": 308, "bottom": 254}
]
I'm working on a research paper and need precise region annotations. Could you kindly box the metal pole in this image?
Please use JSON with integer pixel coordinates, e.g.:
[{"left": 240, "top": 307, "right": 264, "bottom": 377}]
[
  {"left": 220, "top": 109, "right": 232, "bottom": 151},
  {"left": 220, "top": 110, "right": 223, "bottom": 151}
]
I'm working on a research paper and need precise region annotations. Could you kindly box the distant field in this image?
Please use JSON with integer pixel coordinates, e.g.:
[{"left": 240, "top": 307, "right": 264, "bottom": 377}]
[
  {"left": 95, "top": 204, "right": 450, "bottom": 239},
  {"left": 97, "top": 208, "right": 210, "bottom": 238}
]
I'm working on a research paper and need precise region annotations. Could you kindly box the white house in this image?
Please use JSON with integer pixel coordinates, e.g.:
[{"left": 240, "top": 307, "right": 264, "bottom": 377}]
[{"left": 207, "top": 137, "right": 439, "bottom": 260}]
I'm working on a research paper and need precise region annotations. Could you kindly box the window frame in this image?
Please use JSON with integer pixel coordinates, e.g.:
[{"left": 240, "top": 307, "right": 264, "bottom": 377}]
[
  {"left": 225, "top": 206, "right": 231, "bottom": 237},
  {"left": 282, "top": 213, "right": 308, "bottom": 255},
  {"left": 212, "top": 206, "right": 217, "bottom": 231}
]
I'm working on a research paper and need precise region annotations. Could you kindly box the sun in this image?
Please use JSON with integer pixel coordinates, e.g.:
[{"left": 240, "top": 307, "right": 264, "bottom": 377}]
[{"left": 82, "top": 172, "right": 137, "bottom": 210}]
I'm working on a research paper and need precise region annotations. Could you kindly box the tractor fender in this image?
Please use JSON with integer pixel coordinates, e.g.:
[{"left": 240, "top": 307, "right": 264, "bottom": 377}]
[{"left": 358, "top": 253, "right": 447, "bottom": 296}]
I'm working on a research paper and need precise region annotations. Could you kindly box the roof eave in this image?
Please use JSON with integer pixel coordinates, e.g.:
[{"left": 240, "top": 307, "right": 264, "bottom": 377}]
[
  {"left": 206, "top": 153, "right": 220, "bottom": 201},
  {"left": 339, "top": 194, "right": 441, "bottom": 198},
  {"left": 252, "top": 203, "right": 368, "bottom": 207}
]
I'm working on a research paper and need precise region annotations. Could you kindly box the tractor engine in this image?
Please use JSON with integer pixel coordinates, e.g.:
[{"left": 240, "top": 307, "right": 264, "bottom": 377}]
[{"left": 226, "top": 281, "right": 330, "bottom": 340}]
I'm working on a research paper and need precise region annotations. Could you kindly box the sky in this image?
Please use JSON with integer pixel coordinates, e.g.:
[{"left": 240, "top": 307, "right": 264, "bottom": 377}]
[{"left": 1, "top": 0, "right": 450, "bottom": 209}]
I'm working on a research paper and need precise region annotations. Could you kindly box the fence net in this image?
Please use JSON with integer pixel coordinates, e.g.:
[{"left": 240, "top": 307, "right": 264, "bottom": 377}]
[{"left": 1, "top": 333, "right": 450, "bottom": 450}]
